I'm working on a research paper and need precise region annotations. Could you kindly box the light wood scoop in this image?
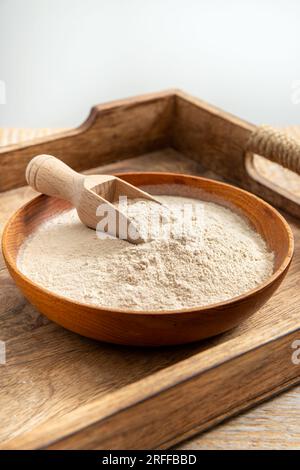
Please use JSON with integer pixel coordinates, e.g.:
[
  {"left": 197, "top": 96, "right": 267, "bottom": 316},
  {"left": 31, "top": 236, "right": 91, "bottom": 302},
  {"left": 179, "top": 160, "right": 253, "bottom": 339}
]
[{"left": 25, "top": 154, "right": 161, "bottom": 243}]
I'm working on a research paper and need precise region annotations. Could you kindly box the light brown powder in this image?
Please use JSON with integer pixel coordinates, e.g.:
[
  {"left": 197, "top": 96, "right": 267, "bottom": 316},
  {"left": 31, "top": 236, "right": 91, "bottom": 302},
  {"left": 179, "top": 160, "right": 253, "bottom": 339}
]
[{"left": 17, "top": 195, "right": 274, "bottom": 310}]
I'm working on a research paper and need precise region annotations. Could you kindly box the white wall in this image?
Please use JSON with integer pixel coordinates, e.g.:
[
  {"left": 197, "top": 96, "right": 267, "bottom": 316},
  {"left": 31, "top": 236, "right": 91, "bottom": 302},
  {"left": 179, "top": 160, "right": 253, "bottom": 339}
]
[{"left": 1, "top": 0, "right": 300, "bottom": 128}]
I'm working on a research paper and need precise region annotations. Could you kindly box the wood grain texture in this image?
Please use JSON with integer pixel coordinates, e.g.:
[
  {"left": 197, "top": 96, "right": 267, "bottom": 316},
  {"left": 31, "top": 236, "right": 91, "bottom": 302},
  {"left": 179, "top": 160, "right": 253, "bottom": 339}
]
[
  {"left": 1, "top": 90, "right": 300, "bottom": 217},
  {"left": 4, "top": 325, "right": 300, "bottom": 450},
  {"left": 0, "top": 91, "right": 175, "bottom": 192},
  {"left": 0, "top": 149, "right": 299, "bottom": 449},
  {"left": 172, "top": 91, "right": 300, "bottom": 218},
  {"left": 178, "top": 385, "right": 300, "bottom": 450}
]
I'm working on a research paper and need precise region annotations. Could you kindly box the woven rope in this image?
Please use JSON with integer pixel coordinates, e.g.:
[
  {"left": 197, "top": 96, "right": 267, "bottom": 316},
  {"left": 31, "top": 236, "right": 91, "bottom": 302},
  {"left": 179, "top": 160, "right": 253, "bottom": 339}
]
[{"left": 246, "top": 125, "right": 300, "bottom": 175}]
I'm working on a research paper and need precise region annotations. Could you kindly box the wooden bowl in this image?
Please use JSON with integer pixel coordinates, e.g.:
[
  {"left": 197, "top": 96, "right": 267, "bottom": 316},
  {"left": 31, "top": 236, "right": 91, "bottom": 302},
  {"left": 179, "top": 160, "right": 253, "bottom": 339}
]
[{"left": 2, "top": 173, "right": 294, "bottom": 346}]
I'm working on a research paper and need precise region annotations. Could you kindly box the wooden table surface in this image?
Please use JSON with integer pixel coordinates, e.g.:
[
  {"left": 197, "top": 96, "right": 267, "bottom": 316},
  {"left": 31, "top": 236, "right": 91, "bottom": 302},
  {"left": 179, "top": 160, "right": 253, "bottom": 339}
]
[{"left": 1, "top": 127, "right": 299, "bottom": 450}]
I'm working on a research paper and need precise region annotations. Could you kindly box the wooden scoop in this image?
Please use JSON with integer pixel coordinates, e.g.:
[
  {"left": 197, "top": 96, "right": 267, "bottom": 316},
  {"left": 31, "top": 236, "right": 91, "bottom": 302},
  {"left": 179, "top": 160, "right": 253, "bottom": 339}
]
[{"left": 26, "top": 154, "right": 161, "bottom": 244}]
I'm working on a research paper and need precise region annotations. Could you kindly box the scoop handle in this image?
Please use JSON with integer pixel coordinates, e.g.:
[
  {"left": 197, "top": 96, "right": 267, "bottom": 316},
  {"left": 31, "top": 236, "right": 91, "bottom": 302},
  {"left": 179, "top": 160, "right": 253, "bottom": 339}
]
[{"left": 26, "top": 154, "right": 83, "bottom": 204}]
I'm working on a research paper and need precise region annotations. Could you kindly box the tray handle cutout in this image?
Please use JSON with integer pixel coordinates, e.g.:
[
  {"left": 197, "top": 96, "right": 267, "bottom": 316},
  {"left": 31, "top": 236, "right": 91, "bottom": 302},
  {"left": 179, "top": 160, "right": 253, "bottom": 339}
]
[{"left": 245, "top": 125, "right": 300, "bottom": 204}]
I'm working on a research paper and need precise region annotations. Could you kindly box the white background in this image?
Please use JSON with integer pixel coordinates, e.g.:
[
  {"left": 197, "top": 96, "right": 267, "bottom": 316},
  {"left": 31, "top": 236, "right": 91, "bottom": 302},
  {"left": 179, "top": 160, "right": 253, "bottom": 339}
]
[{"left": 1, "top": 0, "right": 300, "bottom": 128}]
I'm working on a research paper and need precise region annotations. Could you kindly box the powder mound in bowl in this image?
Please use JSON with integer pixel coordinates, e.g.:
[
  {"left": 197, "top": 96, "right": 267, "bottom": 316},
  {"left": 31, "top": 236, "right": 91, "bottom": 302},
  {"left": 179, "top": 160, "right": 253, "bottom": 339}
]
[{"left": 17, "top": 195, "right": 274, "bottom": 311}]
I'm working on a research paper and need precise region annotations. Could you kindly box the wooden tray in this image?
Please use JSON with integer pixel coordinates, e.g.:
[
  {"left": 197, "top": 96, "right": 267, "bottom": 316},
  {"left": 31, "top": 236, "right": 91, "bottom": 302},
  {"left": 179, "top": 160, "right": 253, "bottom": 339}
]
[{"left": 0, "top": 91, "right": 300, "bottom": 450}]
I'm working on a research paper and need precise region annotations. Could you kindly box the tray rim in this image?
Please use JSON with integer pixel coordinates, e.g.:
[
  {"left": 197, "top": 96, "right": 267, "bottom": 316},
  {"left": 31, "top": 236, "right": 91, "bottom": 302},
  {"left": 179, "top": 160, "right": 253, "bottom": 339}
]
[
  {"left": 2, "top": 321, "right": 299, "bottom": 450},
  {"left": 1, "top": 89, "right": 299, "bottom": 218}
]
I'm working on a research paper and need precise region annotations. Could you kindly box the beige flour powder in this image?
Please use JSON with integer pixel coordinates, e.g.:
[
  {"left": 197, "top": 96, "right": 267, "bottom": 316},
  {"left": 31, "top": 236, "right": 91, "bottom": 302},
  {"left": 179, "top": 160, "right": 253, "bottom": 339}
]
[{"left": 17, "top": 195, "right": 274, "bottom": 310}]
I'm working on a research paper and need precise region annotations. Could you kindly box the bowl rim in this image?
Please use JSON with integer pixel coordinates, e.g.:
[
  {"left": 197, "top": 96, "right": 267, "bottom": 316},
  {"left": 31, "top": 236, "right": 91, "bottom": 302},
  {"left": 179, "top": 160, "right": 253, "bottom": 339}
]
[{"left": 2, "top": 172, "right": 294, "bottom": 316}]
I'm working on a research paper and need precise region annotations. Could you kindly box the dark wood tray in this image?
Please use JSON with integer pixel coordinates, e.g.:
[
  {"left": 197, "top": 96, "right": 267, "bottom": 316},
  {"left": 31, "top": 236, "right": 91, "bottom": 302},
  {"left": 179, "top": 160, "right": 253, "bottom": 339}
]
[{"left": 0, "top": 91, "right": 299, "bottom": 449}]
